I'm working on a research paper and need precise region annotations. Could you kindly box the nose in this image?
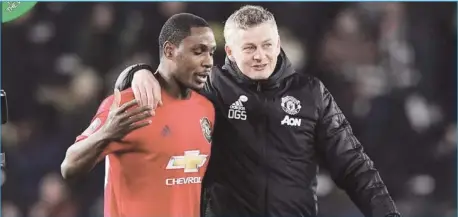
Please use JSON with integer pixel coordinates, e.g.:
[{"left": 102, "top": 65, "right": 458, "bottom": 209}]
[
  {"left": 253, "top": 49, "right": 264, "bottom": 61},
  {"left": 202, "top": 53, "right": 213, "bottom": 69}
]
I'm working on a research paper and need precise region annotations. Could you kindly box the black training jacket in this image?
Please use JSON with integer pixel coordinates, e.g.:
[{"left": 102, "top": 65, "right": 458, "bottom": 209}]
[{"left": 115, "top": 50, "right": 400, "bottom": 217}]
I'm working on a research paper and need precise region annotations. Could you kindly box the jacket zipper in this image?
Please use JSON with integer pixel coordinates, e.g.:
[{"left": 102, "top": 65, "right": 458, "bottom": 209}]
[
  {"left": 256, "top": 81, "right": 269, "bottom": 215},
  {"left": 263, "top": 111, "right": 269, "bottom": 216}
]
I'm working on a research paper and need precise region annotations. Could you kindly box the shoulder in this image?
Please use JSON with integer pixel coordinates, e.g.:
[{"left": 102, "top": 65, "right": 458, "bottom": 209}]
[
  {"left": 288, "top": 73, "right": 322, "bottom": 88},
  {"left": 191, "top": 91, "right": 215, "bottom": 122},
  {"left": 282, "top": 74, "right": 330, "bottom": 112},
  {"left": 285, "top": 73, "right": 325, "bottom": 96},
  {"left": 192, "top": 91, "right": 215, "bottom": 110},
  {"left": 97, "top": 88, "right": 135, "bottom": 114}
]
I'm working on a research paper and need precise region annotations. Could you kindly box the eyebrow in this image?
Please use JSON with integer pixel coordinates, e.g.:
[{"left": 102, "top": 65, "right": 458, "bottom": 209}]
[
  {"left": 193, "top": 44, "right": 217, "bottom": 51},
  {"left": 242, "top": 39, "right": 273, "bottom": 46}
]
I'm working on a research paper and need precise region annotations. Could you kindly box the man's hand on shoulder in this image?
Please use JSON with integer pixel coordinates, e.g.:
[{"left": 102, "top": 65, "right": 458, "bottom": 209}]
[
  {"left": 132, "top": 68, "right": 163, "bottom": 109},
  {"left": 114, "top": 64, "right": 164, "bottom": 110},
  {"left": 99, "top": 88, "right": 153, "bottom": 142}
]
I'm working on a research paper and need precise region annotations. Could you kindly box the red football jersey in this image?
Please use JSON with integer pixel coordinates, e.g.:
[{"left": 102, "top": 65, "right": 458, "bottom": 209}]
[{"left": 75, "top": 88, "right": 214, "bottom": 217}]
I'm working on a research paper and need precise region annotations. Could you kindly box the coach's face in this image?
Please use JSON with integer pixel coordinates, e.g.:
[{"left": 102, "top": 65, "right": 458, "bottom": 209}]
[
  {"left": 174, "top": 27, "right": 216, "bottom": 90},
  {"left": 225, "top": 22, "right": 281, "bottom": 80}
]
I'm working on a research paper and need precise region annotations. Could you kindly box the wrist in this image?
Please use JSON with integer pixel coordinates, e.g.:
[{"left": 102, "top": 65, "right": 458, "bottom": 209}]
[
  {"left": 133, "top": 69, "right": 155, "bottom": 79},
  {"left": 115, "top": 63, "right": 154, "bottom": 90},
  {"left": 129, "top": 64, "right": 155, "bottom": 81},
  {"left": 91, "top": 130, "right": 114, "bottom": 147}
]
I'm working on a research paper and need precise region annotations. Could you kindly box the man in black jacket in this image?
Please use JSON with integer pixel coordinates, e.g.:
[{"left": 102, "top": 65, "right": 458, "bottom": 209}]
[{"left": 114, "top": 5, "right": 400, "bottom": 217}]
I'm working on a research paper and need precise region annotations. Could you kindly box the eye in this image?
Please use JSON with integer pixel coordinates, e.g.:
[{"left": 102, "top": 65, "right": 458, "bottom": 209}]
[
  {"left": 263, "top": 43, "right": 272, "bottom": 48},
  {"left": 243, "top": 46, "right": 255, "bottom": 51}
]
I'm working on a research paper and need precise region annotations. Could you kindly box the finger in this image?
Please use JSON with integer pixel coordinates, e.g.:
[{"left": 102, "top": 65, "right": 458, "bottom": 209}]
[
  {"left": 120, "top": 106, "right": 152, "bottom": 121},
  {"left": 146, "top": 84, "right": 155, "bottom": 110},
  {"left": 134, "top": 83, "right": 144, "bottom": 107},
  {"left": 128, "top": 120, "right": 152, "bottom": 132},
  {"left": 110, "top": 88, "right": 122, "bottom": 111},
  {"left": 140, "top": 85, "right": 149, "bottom": 110},
  {"left": 132, "top": 85, "right": 142, "bottom": 107},
  {"left": 151, "top": 79, "right": 162, "bottom": 109},
  {"left": 116, "top": 99, "right": 140, "bottom": 114},
  {"left": 123, "top": 112, "right": 152, "bottom": 126}
]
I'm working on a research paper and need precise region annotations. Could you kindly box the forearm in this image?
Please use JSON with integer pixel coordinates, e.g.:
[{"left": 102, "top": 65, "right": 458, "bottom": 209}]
[
  {"left": 319, "top": 115, "right": 398, "bottom": 216},
  {"left": 61, "top": 131, "right": 111, "bottom": 180},
  {"left": 338, "top": 148, "right": 398, "bottom": 217},
  {"left": 315, "top": 79, "right": 399, "bottom": 217}
]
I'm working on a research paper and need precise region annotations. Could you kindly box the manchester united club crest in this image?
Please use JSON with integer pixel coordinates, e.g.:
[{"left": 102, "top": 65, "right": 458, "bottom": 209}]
[
  {"left": 200, "top": 117, "right": 212, "bottom": 144},
  {"left": 281, "top": 96, "right": 302, "bottom": 115}
]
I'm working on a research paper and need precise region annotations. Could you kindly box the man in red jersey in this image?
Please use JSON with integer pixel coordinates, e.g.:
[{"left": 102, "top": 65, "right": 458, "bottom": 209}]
[{"left": 61, "top": 13, "right": 216, "bottom": 217}]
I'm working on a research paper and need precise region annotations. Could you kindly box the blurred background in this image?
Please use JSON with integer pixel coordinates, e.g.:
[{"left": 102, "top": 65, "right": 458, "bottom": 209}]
[{"left": 1, "top": 2, "right": 456, "bottom": 217}]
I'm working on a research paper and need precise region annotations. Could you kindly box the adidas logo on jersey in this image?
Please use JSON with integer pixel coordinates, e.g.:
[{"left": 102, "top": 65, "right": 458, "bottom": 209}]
[
  {"left": 228, "top": 95, "right": 248, "bottom": 120},
  {"left": 230, "top": 100, "right": 245, "bottom": 111},
  {"left": 281, "top": 115, "right": 301, "bottom": 127}
]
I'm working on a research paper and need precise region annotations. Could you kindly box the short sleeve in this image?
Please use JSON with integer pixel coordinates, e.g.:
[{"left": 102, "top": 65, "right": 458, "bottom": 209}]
[
  {"left": 74, "top": 89, "right": 137, "bottom": 160},
  {"left": 75, "top": 111, "right": 109, "bottom": 143}
]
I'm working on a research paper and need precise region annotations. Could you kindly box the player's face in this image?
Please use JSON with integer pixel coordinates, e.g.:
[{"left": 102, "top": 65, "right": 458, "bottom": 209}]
[
  {"left": 174, "top": 27, "right": 216, "bottom": 90},
  {"left": 225, "top": 22, "right": 281, "bottom": 80}
]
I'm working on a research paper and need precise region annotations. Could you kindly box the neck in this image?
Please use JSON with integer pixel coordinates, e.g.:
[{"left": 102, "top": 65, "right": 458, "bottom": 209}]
[{"left": 157, "top": 63, "right": 191, "bottom": 100}]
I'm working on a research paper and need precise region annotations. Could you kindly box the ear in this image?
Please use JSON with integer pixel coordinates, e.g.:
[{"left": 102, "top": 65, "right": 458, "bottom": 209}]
[
  {"left": 163, "top": 41, "right": 175, "bottom": 60},
  {"left": 225, "top": 44, "right": 235, "bottom": 61},
  {"left": 275, "top": 37, "right": 282, "bottom": 56}
]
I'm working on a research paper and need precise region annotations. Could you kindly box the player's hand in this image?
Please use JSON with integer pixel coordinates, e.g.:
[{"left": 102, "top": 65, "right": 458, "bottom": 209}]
[
  {"left": 100, "top": 88, "right": 152, "bottom": 141},
  {"left": 132, "top": 69, "right": 163, "bottom": 110}
]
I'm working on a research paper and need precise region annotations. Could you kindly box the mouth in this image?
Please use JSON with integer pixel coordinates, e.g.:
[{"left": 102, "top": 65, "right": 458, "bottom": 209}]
[
  {"left": 252, "top": 64, "right": 267, "bottom": 71},
  {"left": 194, "top": 71, "right": 210, "bottom": 83}
]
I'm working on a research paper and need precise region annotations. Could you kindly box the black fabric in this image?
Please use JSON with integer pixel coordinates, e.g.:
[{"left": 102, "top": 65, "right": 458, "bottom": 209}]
[{"left": 114, "top": 50, "right": 400, "bottom": 217}]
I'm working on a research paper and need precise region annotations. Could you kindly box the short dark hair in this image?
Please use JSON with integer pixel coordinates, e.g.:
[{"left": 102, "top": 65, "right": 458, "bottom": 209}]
[{"left": 158, "top": 13, "right": 210, "bottom": 58}]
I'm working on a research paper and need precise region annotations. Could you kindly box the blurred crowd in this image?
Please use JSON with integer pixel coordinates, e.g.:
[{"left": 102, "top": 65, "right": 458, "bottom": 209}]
[{"left": 1, "top": 2, "right": 456, "bottom": 217}]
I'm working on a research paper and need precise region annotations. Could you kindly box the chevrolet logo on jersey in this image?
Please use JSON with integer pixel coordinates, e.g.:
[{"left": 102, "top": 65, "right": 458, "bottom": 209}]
[{"left": 166, "top": 150, "right": 208, "bottom": 173}]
